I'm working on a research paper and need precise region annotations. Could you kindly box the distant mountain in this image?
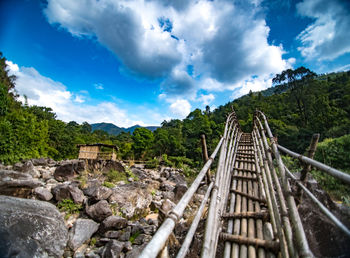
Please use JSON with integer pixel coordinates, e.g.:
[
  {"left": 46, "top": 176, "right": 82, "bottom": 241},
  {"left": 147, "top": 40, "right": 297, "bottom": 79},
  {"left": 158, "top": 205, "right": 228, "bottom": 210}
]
[{"left": 91, "top": 122, "right": 159, "bottom": 135}]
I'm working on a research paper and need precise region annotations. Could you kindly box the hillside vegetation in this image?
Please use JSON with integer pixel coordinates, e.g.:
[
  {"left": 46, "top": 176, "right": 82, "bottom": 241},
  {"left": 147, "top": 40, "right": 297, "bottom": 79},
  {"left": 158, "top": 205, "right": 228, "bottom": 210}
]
[{"left": 1, "top": 52, "right": 350, "bottom": 176}]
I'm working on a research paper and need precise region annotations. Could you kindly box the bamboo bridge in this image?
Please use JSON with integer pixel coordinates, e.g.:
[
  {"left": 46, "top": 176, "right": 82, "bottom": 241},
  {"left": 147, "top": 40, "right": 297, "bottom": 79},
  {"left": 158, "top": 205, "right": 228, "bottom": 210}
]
[{"left": 140, "top": 110, "right": 350, "bottom": 258}]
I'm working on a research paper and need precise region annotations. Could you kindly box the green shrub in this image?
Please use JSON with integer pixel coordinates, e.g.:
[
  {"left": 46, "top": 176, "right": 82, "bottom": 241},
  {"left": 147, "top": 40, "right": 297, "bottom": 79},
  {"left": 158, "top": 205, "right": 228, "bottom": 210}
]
[
  {"left": 105, "top": 169, "right": 127, "bottom": 183},
  {"left": 129, "top": 231, "right": 141, "bottom": 243},
  {"left": 145, "top": 158, "right": 159, "bottom": 169},
  {"left": 125, "top": 166, "right": 138, "bottom": 181},
  {"left": 57, "top": 199, "right": 82, "bottom": 219},
  {"left": 103, "top": 181, "right": 115, "bottom": 188}
]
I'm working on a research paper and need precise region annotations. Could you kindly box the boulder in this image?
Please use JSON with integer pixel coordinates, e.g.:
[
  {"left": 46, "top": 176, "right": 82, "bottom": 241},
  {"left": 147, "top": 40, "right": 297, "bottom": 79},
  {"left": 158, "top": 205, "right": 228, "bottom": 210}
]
[
  {"left": 90, "top": 186, "right": 113, "bottom": 201},
  {"left": 0, "top": 196, "right": 68, "bottom": 257},
  {"left": 83, "top": 179, "right": 102, "bottom": 197},
  {"left": 68, "top": 219, "right": 99, "bottom": 251},
  {"left": 104, "top": 231, "right": 122, "bottom": 239},
  {"left": 99, "top": 216, "right": 128, "bottom": 233},
  {"left": 118, "top": 226, "right": 131, "bottom": 241},
  {"left": 86, "top": 200, "right": 112, "bottom": 222},
  {"left": 174, "top": 184, "right": 188, "bottom": 202},
  {"left": 31, "top": 157, "right": 50, "bottom": 166},
  {"left": 131, "top": 167, "right": 147, "bottom": 180},
  {"left": 168, "top": 171, "right": 186, "bottom": 185},
  {"left": 34, "top": 186, "right": 53, "bottom": 201},
  {"left": 298, "top": 178, "right": 350, "bottom": 257},
  {"left": 52, "top": 183, "right": 85, "bottom": 204},
  {"left": 0, "top": 170, "right": 43, "bottom": 197},
  {"left": 54, "top": 160, "right": 86, "bottom": 181},
  {"left": 108, "top": 182, "right": 152, "bottom": 219},
  {"left": 101, "top": 240, "right": 124, "bottom": 258}
]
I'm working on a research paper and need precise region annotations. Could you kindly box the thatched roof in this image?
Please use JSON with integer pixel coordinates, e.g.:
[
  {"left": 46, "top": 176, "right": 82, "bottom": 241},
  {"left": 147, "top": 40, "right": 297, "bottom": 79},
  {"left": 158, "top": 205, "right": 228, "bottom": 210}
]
[{"left": 77, "top": 143, "right": 118, "bottom": 150}]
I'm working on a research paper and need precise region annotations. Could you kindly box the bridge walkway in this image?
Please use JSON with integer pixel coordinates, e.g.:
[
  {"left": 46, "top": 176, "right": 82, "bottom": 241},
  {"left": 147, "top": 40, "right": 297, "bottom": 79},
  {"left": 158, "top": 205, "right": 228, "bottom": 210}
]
[{"left": 219, "top": 133, "right": 277, "bottom": 258}]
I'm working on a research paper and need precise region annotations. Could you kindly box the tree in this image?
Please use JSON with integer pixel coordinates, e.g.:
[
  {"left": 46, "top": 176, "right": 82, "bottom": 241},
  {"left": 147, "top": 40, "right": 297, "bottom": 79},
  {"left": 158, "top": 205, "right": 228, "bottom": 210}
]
[
  {"left": 132, "top": 128, "right": 154, "bottom": 159},
  {"left": 272, "top": 67, "right": 316, "bottom": 126}
]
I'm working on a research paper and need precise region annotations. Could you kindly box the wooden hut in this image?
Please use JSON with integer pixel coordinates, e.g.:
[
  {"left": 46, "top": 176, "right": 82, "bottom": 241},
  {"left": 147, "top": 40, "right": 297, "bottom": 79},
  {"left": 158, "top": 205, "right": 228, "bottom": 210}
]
[{"left": 77, "top": 143, "right": 118, "bottom": 161}]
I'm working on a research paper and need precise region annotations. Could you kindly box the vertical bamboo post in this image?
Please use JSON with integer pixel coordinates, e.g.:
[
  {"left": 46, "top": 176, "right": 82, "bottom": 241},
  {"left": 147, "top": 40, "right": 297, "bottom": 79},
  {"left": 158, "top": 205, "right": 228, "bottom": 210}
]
[
  {"left": 300, "top": 133, "right": 320, "bottom": 182},
  {"left": 201, "top": 134, "right": 210, "bottom": 184},
  {"left": 298, "top": 133, "right": 319, "bottom": 203}
]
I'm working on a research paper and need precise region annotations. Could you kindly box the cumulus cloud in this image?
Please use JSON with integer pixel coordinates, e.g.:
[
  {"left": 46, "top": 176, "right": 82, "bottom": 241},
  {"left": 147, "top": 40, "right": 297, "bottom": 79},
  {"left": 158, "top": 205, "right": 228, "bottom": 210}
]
[
  {"left": 5, "top": 60, "right": 162, "bottom": 127},
  {"left": 169, "top": 99, "right": 191, "bottom": 118},
  {"left": 231, "top": 76, "right": 273, "bottom": 100},
  {"left": 296, "top": 0, "right": 350, "bottom": 60},
  {"left": 197, "top": 93, "right": 215, "bottom": 106},
  {"left": 43, "top": 0, "right": 290, "bottom": 99}
]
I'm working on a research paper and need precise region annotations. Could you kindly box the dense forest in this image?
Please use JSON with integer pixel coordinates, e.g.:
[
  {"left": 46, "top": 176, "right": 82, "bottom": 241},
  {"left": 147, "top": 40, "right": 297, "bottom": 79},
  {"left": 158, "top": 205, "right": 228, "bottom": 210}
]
[{"left": 1, "top": 52, "right": 350, "bottom": 174}]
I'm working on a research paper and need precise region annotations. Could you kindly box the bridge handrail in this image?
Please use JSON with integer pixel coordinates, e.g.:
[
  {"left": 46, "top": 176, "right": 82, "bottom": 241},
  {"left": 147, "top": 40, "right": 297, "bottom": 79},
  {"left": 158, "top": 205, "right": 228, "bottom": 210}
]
[
  {"left": 278, "top": 144, "right": 350, "bottom": 185},
  {"left": 284, "top": 165, "right": 350, "bottom": 237},
  {"left": 255, "top": 110, "right": 312, "bottom": 257},
  {"left": 139, "top": 136, "right": 224, "bottom": 258}
]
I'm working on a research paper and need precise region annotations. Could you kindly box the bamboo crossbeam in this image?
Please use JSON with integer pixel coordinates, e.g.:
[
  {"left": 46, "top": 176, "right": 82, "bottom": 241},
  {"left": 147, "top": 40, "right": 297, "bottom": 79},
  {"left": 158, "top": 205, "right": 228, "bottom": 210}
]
[
  {"left": 220, "top": 233, "right": 280, "bottom": 252},
  {"left": 232, "top": 175, "right": 258, "bottom": 181},
  {"left": 222, "top": 211, "right": 270, "bottom": 221},
  {"left": 236, "top": 159, "right": 256, "bottom": 163},
  {"left": 234, "top": 167, "right": 257, "bottom": 173},
  {"left": 230, "top": 189, "right": 266, "bottom": 203}
]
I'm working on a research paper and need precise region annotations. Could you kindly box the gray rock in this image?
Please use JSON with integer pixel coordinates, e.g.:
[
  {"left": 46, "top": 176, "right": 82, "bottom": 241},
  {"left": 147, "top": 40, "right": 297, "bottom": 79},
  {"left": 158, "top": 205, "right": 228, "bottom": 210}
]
[
  {"left": 132, "top": 234, "right": 148, "bottom": 245},
  {"left": 104, "top": 231, "right": 122, "bottom": 239},
  {"left": 54, "top": 160, "right": 86, "bottom": 181},
  {"left": 83, "top": 179, "right": 102, "bottom": 196},
  {"left": 174, "top": 184, "right": 188, "bottom": 202},
  {"left": 100, "top": 216, "right": 128, "bottom": 233},
  {"left": 162, "top": 191, "right": 175, "bottom": 201},
  {"left": 160, "top": 180, "right": 176, "bottom": 191},
  {"left": 31, "top": 157, "right": 50, "bottom": 166},
  {"left": 91, "top": 186, "right": 113, "bottom": 201},
  {"left": 0, "top": 170, "right": 43, "bottom": 197},
  {"left": 101, "top": 240, "right": 124, "bottom": 258},
  {"left": 34, "top": 186, "right": 53, "bottom": 201},
  {"left": 52, "top": 183, "right": 85, "bottom": 204},
  {"left": 168, "top": 171, "right": 187, "bottom": 185},
  {"left": 0, "top": 196, "right": 68, "bottom": 257},
  {"left": 19, "top": 160, "right": 34, "bottom": 172},
  {"left": 108, "top": 182, "right": 152, "bottom": 219},
  {"left": 86, "top": 200, "right": 113, "bottom": 222},
  {"left": 123, "top": 241, "right": 133, "bottom": 252},
  {"left": 118, "top": 226, "right": 131, "bottom": 241},
  {"left": 161, "top": 199, "right": 176, "bottom": 216},
  {"left": 86, "top": 250, "right": 101, "bottom": 258},
  {"left": 125, "top": 243, "right": 147, "bottom": 258},
  {"left": 131, "top": 168, "right": 147, "bottom": 180},
  {"left": 68, "top": 219, "right": 99, "bottom": 251}
]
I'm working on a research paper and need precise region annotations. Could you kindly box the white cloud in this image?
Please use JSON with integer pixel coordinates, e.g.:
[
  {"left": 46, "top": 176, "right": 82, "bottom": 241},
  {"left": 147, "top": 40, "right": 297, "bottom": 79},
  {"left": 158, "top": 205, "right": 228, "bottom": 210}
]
[
  {"left": 169, "top": 99, "right": 191, "bottom": 118},
  {"left": 231, "top": 76, "right": 273, "bottom": 100},
  {"left": 196, "top": 93, "right": 215, "bottom": 106},
  {"left": 43, "top": 0, "right": 290, "bottom": 99},
  {"left": 74, "top": 95, "right": 85, "bottom": 103},
  {"left": 296, "top": 0, "right": 350, "bottom": 60},
  {"left": 6, "top": 61, "right": 164, "bottom": 127},
  {"left": 94, "top": 83, "right": 104, "bottom": 90}
]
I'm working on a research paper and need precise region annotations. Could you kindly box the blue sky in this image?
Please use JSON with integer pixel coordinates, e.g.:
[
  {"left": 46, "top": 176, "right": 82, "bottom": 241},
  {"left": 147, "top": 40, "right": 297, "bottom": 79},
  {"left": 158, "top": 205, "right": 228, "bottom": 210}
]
[{"left": 1, "top": 0, "right": 349, "bottom": 126}]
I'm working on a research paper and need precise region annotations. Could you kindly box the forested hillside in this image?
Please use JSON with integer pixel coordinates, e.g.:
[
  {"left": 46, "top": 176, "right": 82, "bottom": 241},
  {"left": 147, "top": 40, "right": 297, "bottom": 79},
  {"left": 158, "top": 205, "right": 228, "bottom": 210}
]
[{"left": 1, "top": 53, "right": 350, "bottom": 172}]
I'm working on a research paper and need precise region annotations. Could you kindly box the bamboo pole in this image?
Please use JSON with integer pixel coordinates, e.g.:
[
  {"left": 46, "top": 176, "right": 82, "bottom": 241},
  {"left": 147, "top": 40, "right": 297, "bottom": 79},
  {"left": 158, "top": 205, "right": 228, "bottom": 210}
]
[{"left": 257, "top": 111, "right": 313, "bottom": 258}]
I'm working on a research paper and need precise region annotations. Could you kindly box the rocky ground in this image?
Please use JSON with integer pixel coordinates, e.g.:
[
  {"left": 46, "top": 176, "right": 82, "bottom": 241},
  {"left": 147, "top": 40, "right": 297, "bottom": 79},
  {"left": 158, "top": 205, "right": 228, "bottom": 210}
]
[{"left": 0, "top": 158, "right": 205, "bottom": 258}]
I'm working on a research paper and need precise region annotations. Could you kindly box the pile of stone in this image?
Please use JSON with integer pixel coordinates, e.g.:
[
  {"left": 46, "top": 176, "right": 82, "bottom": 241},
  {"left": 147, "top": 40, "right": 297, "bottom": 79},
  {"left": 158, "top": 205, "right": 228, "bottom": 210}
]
[{"left": 0, "top": 158, "right": 192, "bottom": 258}]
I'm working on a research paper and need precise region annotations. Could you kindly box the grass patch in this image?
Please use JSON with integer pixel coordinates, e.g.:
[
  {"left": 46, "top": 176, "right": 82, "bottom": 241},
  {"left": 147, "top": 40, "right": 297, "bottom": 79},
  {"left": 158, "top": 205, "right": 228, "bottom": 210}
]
[
  {"left": 105, "top": 169, "right": 127, "bottom": 183},
  {"left": 129, "top": 231, "right": 141, "bottom": 243},
  {"left": 57, "top": 199, "right": 82, "bottom": 219},
  {"left": 103, "top": 181, "right": 115, "bottom": 188}
]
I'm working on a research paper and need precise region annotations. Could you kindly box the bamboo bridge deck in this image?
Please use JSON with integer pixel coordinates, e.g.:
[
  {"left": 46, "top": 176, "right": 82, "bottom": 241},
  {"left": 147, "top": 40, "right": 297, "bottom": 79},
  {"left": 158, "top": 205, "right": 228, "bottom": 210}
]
[{"left": 140, "top": 110, "right": 350, "bottom": 258}]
